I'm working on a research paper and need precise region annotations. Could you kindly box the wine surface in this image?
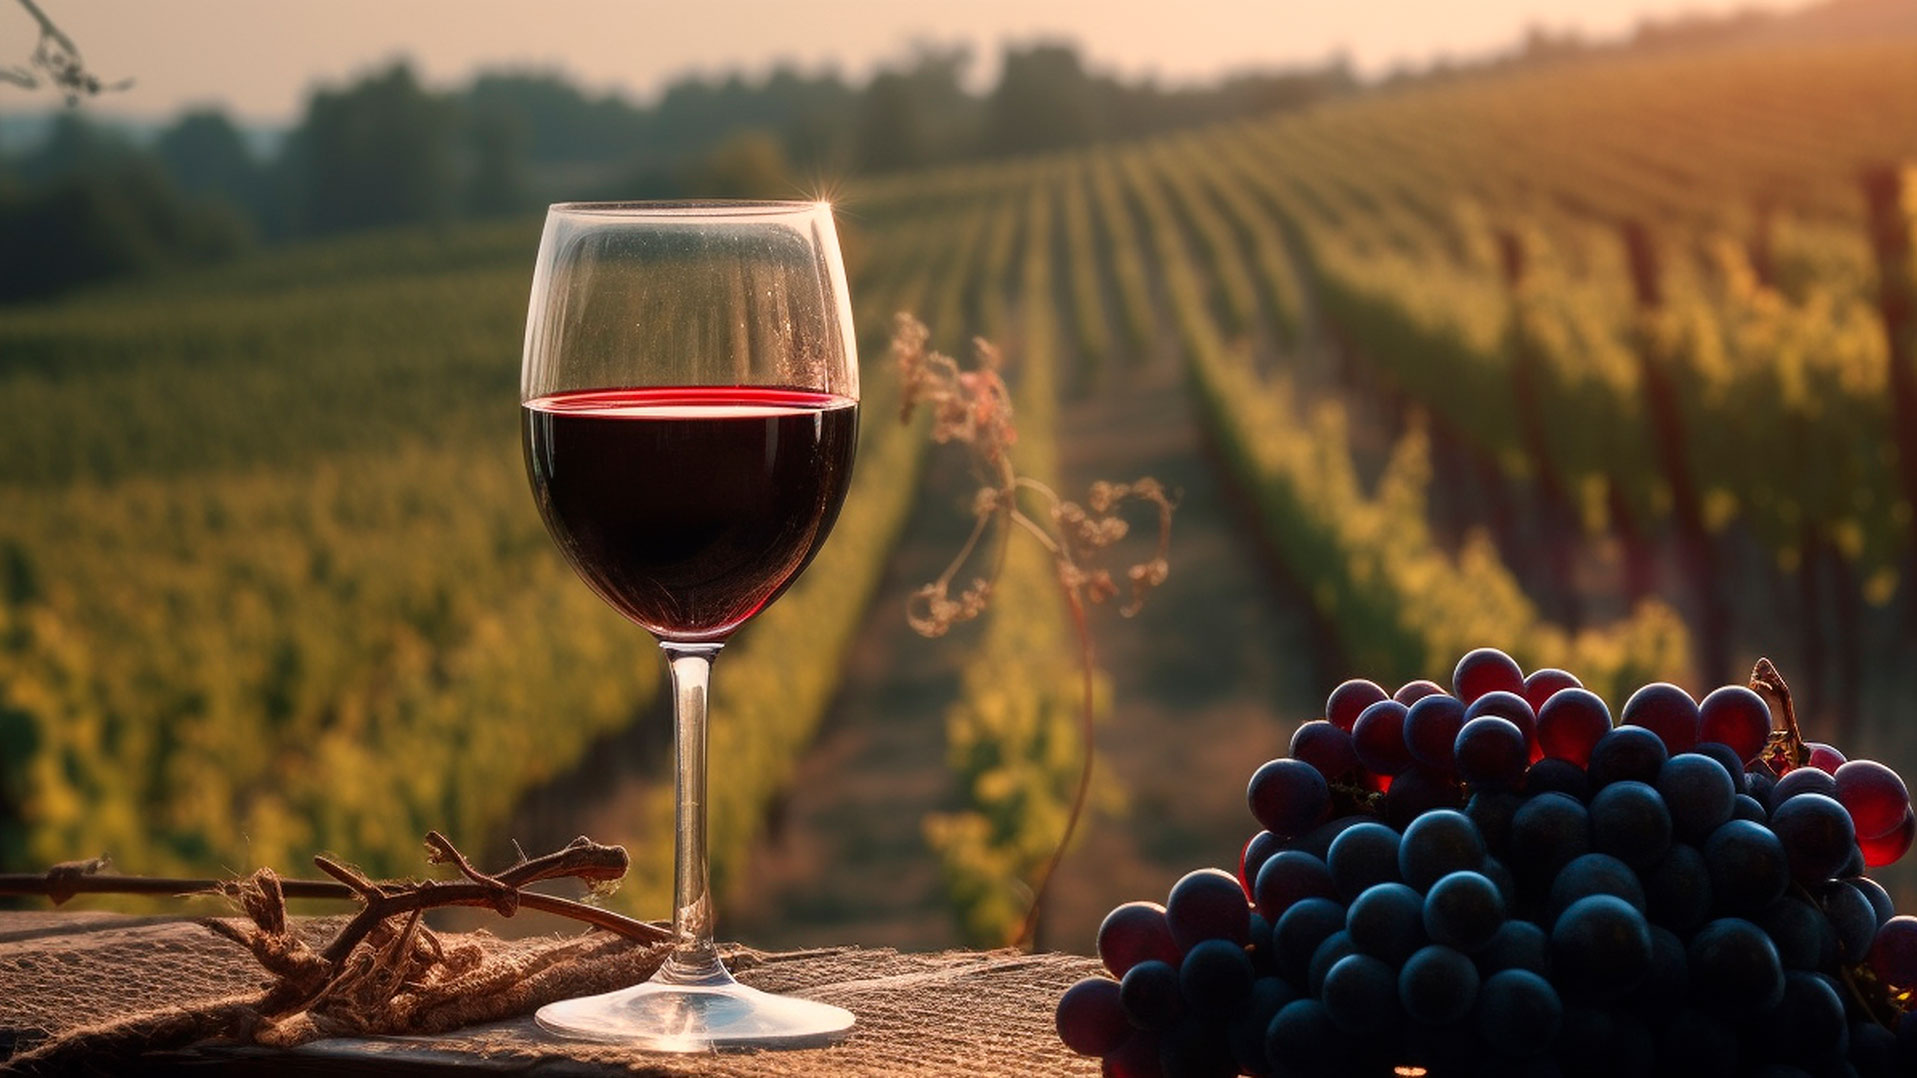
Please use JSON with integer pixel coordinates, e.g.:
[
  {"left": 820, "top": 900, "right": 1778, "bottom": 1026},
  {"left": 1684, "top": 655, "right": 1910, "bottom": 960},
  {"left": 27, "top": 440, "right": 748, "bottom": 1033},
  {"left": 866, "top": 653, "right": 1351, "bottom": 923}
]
[{"left": 523, "top": 386, "right": 858, "bottom": 642}]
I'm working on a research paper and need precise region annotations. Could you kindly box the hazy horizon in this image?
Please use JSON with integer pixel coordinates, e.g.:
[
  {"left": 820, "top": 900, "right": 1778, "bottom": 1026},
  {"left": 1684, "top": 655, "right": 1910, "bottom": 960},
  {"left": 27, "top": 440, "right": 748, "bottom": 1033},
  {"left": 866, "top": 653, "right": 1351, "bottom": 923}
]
[{"left": 0, "top": 0, "right": 1814, "bottom": 126}]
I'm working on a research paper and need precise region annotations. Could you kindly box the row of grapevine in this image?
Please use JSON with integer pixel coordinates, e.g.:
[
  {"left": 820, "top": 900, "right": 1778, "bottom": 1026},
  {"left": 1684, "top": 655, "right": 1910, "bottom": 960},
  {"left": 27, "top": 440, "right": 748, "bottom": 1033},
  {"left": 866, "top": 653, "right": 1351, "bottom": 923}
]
[
  {"left": 924, "top": 173, "right": 1113, "bottom": 946},
  {"left": 1113, "top": 141, "right": 1694, "bottom": 705},
  {"left": 0, "top": 201, "right": 967, "bottom": 902}
]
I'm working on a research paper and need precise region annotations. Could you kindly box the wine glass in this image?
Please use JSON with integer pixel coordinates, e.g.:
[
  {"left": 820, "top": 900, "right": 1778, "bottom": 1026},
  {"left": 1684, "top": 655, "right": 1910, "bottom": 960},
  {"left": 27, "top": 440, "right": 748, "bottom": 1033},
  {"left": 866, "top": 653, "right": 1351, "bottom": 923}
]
[{"left": 519, "top": 201, "right": 859, "bottom": 1049}]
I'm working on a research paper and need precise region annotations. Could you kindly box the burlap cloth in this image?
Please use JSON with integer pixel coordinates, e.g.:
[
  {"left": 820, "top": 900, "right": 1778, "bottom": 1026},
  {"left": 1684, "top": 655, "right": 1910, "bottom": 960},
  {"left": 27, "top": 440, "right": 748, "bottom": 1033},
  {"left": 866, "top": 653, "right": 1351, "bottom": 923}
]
[{"left": 0, "top": 914, "right": 1102, "bottom": 1075}]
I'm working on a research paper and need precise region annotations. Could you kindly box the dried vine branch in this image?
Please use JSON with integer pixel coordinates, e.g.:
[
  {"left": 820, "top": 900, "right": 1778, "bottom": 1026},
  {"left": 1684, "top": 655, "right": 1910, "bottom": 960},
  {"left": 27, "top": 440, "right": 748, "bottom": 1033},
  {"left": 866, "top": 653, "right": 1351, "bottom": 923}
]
[
  {"left": 895, "top": 313, "right": 1175, "bottom": 950},
  {"left": 3, "top": 832, "right": 673, "bottom": 1070},
  {"left": 1, "top": 0, "right": 132, "bottom": 103}
]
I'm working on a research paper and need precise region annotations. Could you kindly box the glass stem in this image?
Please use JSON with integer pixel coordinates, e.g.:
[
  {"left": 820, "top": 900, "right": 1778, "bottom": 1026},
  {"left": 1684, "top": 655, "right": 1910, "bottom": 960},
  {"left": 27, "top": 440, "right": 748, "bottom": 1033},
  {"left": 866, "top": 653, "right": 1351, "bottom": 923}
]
[{"left": 657, "top": 641, "right": 730, "bottom": 986}]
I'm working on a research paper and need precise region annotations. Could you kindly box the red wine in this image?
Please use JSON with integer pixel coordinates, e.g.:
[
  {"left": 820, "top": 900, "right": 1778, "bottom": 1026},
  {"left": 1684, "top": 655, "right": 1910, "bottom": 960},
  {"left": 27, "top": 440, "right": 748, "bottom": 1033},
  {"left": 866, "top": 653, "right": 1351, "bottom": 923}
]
[{"left": 523, "top": 386, "right": 858, "bottom": 642}]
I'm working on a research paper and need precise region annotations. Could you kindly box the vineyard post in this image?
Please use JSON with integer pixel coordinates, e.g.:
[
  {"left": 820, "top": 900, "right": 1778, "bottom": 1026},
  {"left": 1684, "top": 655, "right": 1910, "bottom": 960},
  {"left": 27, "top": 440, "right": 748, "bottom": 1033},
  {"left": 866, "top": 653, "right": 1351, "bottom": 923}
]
[
  {"left": 1862, "top": 164, "right": 1917, "bottom": 633},
  {"left": 1495, "top": 228, "right": 1583, "bottom": 630},
  {"left": 1619, "top": 219, "right": 1732, "bottom": 686}
]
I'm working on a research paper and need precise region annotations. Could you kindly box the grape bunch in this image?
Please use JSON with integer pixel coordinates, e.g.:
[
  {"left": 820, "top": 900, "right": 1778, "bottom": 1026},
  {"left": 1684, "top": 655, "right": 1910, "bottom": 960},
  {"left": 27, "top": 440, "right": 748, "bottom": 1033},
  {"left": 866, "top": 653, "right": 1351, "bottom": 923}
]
[{"left": 1055, "top": 648, "right": 1917, "bottom": 1077}]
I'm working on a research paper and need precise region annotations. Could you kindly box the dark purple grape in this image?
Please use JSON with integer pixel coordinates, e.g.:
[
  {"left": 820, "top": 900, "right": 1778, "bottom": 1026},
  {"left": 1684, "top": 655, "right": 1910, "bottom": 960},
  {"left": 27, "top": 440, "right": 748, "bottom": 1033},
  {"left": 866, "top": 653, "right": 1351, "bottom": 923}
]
[
  {"left": 1479, "top": 919, "right": 1549, "bottom": 977},
  {"left": 1307, "top": 929, "right": 1355, "bottom": 996},
  {"left": 1346, "top": 882, "right": 1425, "bottom": 965},
  {"left": 1288, "top": 719, "right": 1360, "bottom": 783},
  {"left": 1850, "top": 1017, "right": 1899, "bottom": 1077},
  {"left": 1178, "top": 938, "right": 1255, "bottom": 1011},
  {"left": 1768, "top": 792, "right": 1856, "bottom": 883},
  {"left": 1746, "top": 767, "right": 1778, "bottom": 809},
  {"left": 1768, "top": 971, "right": 1848, "bottom": 1065},
  {"left": 1253, "top": 850, "right": 1337, "bottom": 923},
  {"left": 1657, "top": 1009, "right": 1738, "bottom": 1078},
  {"left": 1636, "top": 925, "right": 1690, "bottom": 1018},
  {"left": 1509, "top": 792, "right": 1592, "bottom": 881},
  {"left": 1850, "top": 874, "right": 1896, "bottom": 928},
  {"left": 1731, "top": 793, "right": 1766, "bottom": 823},
  {"left": 1455, "top": 716, "right": 1529, "bottom": 790},
  {"left": 1835, "top": 759, "right": 1912, "bottom": 840},
  {"left": 1536, "top": 688, "right": 1611, "bottom": 768},
  {"left": 1697, "top": 685, "right": 1771, "bottom": 765},
  {"left": 1464, "top": 691, "right": 1538, "bottom": 756},
  {"left": 1467, "top": 790, "right": 1522, "bottom": 857},
  {"left": 1587, "top": 726, "right": 1668, "bottom": 789},
  {"left": 1658, "top": 753, "right": 1736, "bottom": 843},
  {"left": 1320, "top": 953, "right": 1401, "bottom": 1034},
  {"left": 1264, "top": 999, "right": 1345, "bottom": 1076},
  {"left": 1589, "top": 780, "right": 1672, "bottom": 870},
  {"left": 1155, "top": 1017, "right": 1236, "bottom": 1078},
  {"left": 1642, "top": 842, "right": 1711, "bottom": 933},
  {"left": 1523, "top": 756, "right": 1590, "bottom": 802},
  {"left": 1620, "top": 682, "right": 1699, "bottom": 755},
  {"left": 1101, "top": 1031, "right": 1164, "bottom": 1078},
  {"left": 1382, "top": 765, "right": 1463, "bottom": 830},
  {"left": 1453, "top": 647, "right": 1525, "bottom": 705},
  {"left": 1688, "top": 917, "right": 1785, "bottom": 1014},
  {"left": 1702, "top": 818, "right": 1789, "bottom": 913},
  {"left": 1404, "top": 693, "right": 1467, "bottom": 772},
  {"left": 1399, "top": 944, "right": 1479, "bottom": 1024},
  {"left": 1165, "top": 869, "right": 1250, "bottom": 951},
  {"left": 1474, "top": 969, "right": 1563, "bottom": 1058},
  {"left": 1755, "top": 895, "right": 1838, "bottom": 972},
  {"left": 1326, "top": 678, "right": 1388, "bottom": 732},
  {"left": 1550, "top": 894, "right": 1652, "bottom": 1002},
  {"left": 1861, "top": 806, "right": 1916, "bottom": 868},
  {"left": 1099, "top": 901, "right": 1181, "bottom": 978},
  {"left": 1119, "top": 958, "right": 1184, "bottom": 1031},
  {"left": 1225, "top": 977, "right": 1292, "bottom": 1077},
  {"left": 1398, "top": 809, "right": 1486, "bottom": 892},
  {"left": 1870, "top": 915, "right": 1917, "bottom": 990},
  {"left": 1547, "top": 853, "right": 1647, "bottom": 924},
  {"left": 1274, "top": 898, "right": 1348, "bottom": 986},
  {"left": 1247, "top": 758, "right": 1330, "bottom": 838},
  {"left": 1773, "top": 765, "right": 1838, "bottom": 805},
  {"left": 1056, "top": 976, "right": 1130, "bottom": 1056},
  {"left": 1351, "top": 699, "right": 1414, "bottom": 777},
  {"left": 1424, "top": 870, "right": 1504, "bottom": 953},
  {"left": 1239, "top": 831, "right": 1283, "bottom": 900},
  {"left": 1522, "top": 668, "right": 1582, "bottom": 712},
  {"left": 1690, "top": 742, "right": 1750, "bottom": 794},
  {"left": 1290, "top": 814, "right": 1367, "bottom": 861},
  {"left": 1326, "top": 821, "right": 1402, "bottom": 901}
]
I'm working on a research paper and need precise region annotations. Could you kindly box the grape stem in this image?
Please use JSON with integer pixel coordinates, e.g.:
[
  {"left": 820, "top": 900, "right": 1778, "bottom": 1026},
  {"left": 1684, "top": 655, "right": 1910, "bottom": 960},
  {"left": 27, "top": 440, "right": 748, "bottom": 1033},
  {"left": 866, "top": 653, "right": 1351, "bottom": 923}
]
[{"left": 1749, "top": 656, "right": 1809, "bottom": 773}]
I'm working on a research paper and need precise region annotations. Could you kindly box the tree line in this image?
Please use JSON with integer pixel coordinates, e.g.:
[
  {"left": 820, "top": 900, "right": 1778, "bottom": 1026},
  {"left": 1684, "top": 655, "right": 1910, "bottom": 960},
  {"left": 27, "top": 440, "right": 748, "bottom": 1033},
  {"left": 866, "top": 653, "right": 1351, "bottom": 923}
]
[{"left": 0, "top": 42, "right": 1355, "bottom": 303}]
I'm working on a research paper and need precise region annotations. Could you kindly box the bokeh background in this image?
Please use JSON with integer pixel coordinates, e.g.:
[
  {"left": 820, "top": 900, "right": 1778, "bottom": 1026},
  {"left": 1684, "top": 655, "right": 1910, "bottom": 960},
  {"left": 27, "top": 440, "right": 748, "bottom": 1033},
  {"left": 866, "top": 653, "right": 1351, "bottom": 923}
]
[{"left": 4, "top": 0, "right": 1917, "bottom": 953}]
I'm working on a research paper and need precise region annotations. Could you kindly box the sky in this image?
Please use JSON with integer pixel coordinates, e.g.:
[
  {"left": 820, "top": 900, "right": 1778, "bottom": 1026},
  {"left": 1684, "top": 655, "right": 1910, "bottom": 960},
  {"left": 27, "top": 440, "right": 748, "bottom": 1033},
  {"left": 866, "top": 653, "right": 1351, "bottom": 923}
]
[{"left": 0, "top": 0, "right": 1812, "bottom": 125}]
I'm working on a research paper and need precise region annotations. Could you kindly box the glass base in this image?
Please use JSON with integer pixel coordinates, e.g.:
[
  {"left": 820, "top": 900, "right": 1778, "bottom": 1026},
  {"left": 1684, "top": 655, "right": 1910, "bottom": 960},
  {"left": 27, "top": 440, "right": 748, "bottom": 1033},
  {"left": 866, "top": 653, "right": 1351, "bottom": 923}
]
[{"left": 535, "top": 969, "right": 854, "bottom": 1052}]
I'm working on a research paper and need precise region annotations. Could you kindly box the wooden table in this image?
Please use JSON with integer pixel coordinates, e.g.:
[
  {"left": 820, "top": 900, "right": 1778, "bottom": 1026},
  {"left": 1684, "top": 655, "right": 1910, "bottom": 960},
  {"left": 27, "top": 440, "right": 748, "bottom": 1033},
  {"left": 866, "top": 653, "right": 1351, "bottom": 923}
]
[{"left": 0, "top": 912, "right": 1104, "bottom": 1075}]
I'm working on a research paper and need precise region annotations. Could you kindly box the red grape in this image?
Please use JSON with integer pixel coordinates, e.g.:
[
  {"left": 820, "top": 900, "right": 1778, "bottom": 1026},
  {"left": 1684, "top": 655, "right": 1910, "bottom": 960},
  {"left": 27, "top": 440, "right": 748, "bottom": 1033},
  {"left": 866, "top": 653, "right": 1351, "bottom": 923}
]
[
  {"left": 1861, "top": 807, "right": 1917, "bottom": 869},
  {"left": 1620, "top": 682, "right": 1699, "bottom": 756},
  {"left": 1097, "top": 901, "right": 1179, "bottom": 977},
  {"left": 1404, "top": 693, "right": 1467, "bottom": 771},
  {"left": 1697, "top": 685, "right": 1771, "bottom": 765},
  {"left": 1868, "top": 915, "right": 1917, "bottom": 990},
  {"left": 1455, "top": 716, "right": 1528, "bottom": 790},
  {"left": 1536, "top": 687, "right": 1612, "bottom": 767},
  {"left": 1326, "top": 679, "right": 1388, "bottom": 732},
  {"left": 1352, "top": 699, "right": 1414, "bottom": 777},
  {"left": 1522, "top": 668, "right": 1581, "bottom": 712},
  {"left": 1055, "top": 976, "right": 1129, "bottom": 1056},
  {"left": 1289, "top": 720, "right": 1360, "bottom": 783},
  {"left": 1463, "top": 691, "right": 1538, "bottom": 760},
  {"left": 1394, "top": 679, "right": 1448, "bottom": 705},
  {"left": 1165, "top": 868, "right": 1252, "bottom": 951},
  {"left": 1834, "top": 759, "right": 1911, "bottom": 840},
  {"left": 1248, "top": 758, "right": 1331, "bottom": 838},
  {"left": 1239, "top": 831, "right": 1284, "bottom": 899},
  {"left": 1453, "top": 647, "right": 1524, "bottom": 704},
  {"left": 1806, "top": 742, "right": 1847, "bottom": 774}
]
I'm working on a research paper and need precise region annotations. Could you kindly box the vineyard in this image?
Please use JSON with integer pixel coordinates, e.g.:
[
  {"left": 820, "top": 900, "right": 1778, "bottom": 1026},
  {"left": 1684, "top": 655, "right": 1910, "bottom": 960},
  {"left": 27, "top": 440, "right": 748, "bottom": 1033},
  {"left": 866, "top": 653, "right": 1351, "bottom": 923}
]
[{"left": 7, "top": 33, "right": 1917, "bottom": 947}]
